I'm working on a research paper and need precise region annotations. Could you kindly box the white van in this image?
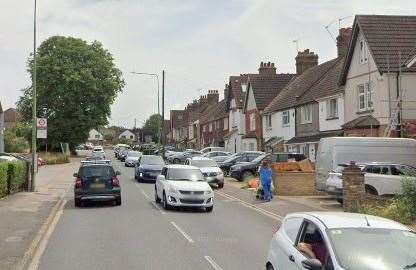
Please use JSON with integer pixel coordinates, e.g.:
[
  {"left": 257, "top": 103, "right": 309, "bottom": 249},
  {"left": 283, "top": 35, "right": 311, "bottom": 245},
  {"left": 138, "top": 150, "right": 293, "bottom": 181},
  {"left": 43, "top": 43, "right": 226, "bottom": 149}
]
[{"left": 316, "top": 137, "right": 416, "bottom": 191}]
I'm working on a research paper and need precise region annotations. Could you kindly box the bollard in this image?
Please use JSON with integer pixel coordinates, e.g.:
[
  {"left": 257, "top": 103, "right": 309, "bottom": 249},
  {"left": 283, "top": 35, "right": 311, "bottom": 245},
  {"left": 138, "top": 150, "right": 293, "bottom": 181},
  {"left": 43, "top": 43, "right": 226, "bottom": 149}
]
[{"left": 342, "top": 161, "right": 365, "bottom": 211}]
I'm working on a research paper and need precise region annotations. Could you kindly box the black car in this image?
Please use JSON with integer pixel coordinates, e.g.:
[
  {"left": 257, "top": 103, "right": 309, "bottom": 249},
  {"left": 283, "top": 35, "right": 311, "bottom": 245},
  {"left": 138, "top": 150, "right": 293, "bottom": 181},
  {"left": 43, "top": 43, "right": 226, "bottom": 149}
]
[
  {"left": 74, "top": 160, "right": 121, "bottom": 207},
  {"left": 135, "top": 155, "right": 165, "bottom": 182},
  {"left": 230, "top": 152, "right": 307, "bottom": 181},
  {"left": 218, "top": 151, "right": 264, "bottom": 175}
]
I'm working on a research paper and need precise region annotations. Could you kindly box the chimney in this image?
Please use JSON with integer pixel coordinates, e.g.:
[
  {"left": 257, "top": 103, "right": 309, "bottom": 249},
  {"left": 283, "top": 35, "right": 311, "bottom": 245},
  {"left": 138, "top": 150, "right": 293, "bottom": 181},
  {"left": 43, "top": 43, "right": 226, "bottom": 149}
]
[
  {"left": 207, "top": 90, "right": 219, "bottom": 104},
  {"left": 295, "top": 49, "right": 318, "bottom": 75},
  {"left": 337, "top": 27, "right": 352, "bottom": 57},
  {"left": 258, "top": 61, "right": 276, "bottom": 75}
]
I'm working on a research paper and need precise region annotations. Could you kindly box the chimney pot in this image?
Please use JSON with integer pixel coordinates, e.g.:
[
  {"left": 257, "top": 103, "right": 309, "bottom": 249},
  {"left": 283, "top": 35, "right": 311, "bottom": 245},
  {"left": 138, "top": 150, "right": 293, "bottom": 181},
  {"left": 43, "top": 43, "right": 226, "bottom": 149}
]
[
  {"left": 295, "top": 49, "right": 318, "bottom": 75},
  {"left": 337, "top": 27, "right": 352, "bottom": 57},
  {"left": 258, "top": 61, "right": 277, "bottom": 75}
]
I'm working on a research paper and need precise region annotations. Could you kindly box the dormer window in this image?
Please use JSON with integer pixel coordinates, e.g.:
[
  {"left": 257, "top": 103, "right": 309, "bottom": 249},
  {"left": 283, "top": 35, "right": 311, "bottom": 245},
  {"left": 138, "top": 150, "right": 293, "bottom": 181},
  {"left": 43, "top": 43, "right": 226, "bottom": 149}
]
[{"left": 359, "top": 39, "right": 368, "bottom": 64}]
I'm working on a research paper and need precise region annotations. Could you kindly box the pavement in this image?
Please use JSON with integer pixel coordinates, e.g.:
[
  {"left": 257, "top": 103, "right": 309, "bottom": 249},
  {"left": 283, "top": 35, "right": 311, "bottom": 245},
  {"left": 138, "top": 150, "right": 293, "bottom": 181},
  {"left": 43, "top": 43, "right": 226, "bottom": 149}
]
[
  {"left": 0, "top": 159, "right": 81, "bottom": 270},
  {"left": 0, "top": 151, "right": 341, "bottom": 270}
]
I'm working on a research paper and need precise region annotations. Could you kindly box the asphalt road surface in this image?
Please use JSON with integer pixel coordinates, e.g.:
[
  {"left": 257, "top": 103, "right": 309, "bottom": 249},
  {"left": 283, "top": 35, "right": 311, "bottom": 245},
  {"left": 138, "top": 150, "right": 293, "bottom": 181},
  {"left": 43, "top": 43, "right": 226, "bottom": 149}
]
[{"left": 37, "top": 152, "right": 279, "bottom": 270}]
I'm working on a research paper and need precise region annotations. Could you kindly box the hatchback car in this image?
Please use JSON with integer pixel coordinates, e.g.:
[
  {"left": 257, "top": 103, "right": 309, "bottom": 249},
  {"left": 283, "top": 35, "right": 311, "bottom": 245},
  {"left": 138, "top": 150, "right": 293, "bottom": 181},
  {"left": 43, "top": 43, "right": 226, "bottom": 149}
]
[
  {"left": 124, "top": 150, "right": 142, "bottom": 167},
  {"left": 154, "top": 165, "right": 214, "bottom": 212},
  {"left": 266, "top": 212, "right": 416, "bottom": 270},
  {"left": 73, "top": 160, "right": 121, "bottom": 207},
  {"left": 167, "top": 150, "right": 203, "bottom": 164},
  {"left": 186, "top": 157, "right": 224, "bottom": 188},
  {"left": 218, "top": 151, "right": 264, "bottom": 175},
  {"left": 135, "top": 155, "right": 165, "bottom": 182}
]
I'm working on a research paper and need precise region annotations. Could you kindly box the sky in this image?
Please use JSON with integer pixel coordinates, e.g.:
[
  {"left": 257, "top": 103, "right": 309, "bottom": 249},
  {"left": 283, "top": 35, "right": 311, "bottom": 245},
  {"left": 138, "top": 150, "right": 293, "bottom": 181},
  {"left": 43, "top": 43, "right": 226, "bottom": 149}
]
[{"left": 1, "top": 0, "right": 416, "bottom": 128}]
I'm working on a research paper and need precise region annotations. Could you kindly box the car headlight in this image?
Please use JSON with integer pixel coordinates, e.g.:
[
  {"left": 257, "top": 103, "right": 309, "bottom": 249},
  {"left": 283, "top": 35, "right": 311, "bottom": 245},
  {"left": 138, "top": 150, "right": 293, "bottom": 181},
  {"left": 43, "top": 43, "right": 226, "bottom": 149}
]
[
  {"left": 168, "top": 187, "right": 178, "bottom": 194},
  {"left": 205, "top": 190, "right": 212, "bottom": 195},
  {"left": 139, "top": 173, "right": 143, "bottom": 177}
]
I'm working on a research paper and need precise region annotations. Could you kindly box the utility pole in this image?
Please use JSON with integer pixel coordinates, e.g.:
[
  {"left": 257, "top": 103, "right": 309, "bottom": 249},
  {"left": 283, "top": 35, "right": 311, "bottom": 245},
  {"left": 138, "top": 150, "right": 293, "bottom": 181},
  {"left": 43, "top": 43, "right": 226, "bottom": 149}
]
[
  {"left": 161, "top": 70, "right": 165, "bottom": 146},
  {"left": 31, "top": 0, "right": 37, "bottom": 192}
]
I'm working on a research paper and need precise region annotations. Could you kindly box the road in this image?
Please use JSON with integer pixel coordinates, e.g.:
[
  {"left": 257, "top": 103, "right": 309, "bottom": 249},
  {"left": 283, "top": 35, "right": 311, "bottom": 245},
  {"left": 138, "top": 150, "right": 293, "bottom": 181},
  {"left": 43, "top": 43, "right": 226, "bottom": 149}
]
[{"left": 36, "top": 152, "right": 279, "bottom": 270}]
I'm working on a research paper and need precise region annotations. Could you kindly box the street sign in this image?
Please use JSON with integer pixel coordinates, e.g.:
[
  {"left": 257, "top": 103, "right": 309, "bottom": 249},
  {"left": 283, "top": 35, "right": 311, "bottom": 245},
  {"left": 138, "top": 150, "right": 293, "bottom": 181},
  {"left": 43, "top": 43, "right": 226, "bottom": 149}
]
[
  {"left": 37, "top": 118, "right": 47, "bottom": 129},
  {"left": 37, "top": 129, "right": 47, "bottom": 139}
]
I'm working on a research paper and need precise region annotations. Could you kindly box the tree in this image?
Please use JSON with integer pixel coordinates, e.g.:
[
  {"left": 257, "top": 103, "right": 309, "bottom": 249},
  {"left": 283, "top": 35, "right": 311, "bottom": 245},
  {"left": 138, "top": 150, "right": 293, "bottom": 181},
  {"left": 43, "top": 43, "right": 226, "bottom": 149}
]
[
  {"left": 143, "top": 114, "right": 162, "bottom": 142},
  {"left": 17, "top": 36, "right": 125, "bottom": 150},
  {"left": 4, "top": 123, "right": 31, "bottom": 153}
]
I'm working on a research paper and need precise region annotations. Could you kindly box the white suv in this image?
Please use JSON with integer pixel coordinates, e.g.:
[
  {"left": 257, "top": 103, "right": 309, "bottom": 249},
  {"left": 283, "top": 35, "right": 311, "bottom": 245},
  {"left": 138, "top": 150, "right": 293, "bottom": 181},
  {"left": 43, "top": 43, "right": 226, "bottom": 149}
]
[{"left": 154, "top": 165, "right": 214, "bottom": 212}]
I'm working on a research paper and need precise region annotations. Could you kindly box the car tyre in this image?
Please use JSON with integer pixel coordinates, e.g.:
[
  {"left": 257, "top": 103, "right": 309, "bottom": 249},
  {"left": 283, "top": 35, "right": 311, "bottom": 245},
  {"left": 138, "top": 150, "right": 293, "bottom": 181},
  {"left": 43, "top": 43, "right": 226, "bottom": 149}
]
[
  {"left": 115, "top": 197, "right": 122, "bottom": 206},
  {"left": 336, "top": 198, "right": 343, "bottom": 204},
  {"left": 365, "top": 185, "right": 379, "bottom": 196},
  {"left": 266, "top": 263, "right": 274, "bottom": 270},
  {"left": 206, "top": 205, "right": 213, "bottom": 212},
  {"left": 163, "top": 192, "right": 171, "bottom": 210},
  {"left": 155, "top": 188, "right": 161, "bottom": 203},
  {"left": 242, "top": 171, "right": 254, "bottom": 181},
  {"left": 75, "top": 198, "right": 82, "bottom": 207},
  {"left": 217, "top": 183, "right": 224, "bottom": 189},
  {"left": 174, "top": 158, "right": 180, "bottom": 164}
]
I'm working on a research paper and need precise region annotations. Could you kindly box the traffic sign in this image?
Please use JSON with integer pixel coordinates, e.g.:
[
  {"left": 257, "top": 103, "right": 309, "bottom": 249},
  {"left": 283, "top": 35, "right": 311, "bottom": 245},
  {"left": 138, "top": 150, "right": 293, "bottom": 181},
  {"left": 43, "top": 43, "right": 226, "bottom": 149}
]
[
  {"left": 37, "top": 129, "right": 47, "bottom": 139},
  {"left": 37, "top": 118, "right": 47, "bottom": 129}
]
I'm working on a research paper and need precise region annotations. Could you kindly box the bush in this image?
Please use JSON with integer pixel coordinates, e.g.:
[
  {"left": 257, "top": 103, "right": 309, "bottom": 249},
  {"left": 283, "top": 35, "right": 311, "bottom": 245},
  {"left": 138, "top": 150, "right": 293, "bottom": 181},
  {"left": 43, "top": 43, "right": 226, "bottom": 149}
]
[
  {"left": 0, "top": 163, "right": 8, "bottom": 198},
  {"left": 7, "top": 161, "right": 27, "bottom": 193},
  {"left": 4, "top": 123, "right": 31, "bottom": 153},
  {"left": 39, "top": 152, "right": 70, "bottom": 165}
]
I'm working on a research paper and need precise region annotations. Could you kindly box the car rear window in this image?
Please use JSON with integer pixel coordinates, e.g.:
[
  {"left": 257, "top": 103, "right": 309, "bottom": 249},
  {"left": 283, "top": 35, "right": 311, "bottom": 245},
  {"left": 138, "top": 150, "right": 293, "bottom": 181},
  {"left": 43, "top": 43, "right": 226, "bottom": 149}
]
[{"left": 79, "top": 166, "right": 115, "bottom": 179}]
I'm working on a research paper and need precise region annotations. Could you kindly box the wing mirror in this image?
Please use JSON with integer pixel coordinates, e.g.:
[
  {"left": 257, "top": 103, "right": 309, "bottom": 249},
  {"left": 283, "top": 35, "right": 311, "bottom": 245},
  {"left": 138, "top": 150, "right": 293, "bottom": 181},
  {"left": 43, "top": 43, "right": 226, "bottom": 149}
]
[
  {"left": 301, "top": 259, "right": 322, "bottom": 270},
  {"left": 73, "top": 173, "right": 78, "bottom": 177},
  {"left": 116, "top": 171, "right": 121, "bottom": 176}
]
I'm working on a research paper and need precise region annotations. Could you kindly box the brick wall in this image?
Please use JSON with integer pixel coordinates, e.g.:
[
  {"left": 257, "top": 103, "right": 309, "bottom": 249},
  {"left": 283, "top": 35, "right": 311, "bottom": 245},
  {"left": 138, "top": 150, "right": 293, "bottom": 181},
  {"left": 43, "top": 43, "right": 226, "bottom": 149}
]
[
  {"left": 201, "top": 118, "right": 228, "bottom": 147},
  {"left": 245, "top": 109, "right": 263, "bottom": 146},
  {"left": 342, "top": 162, "right": 365, "bottom": 211},
  {"left": 272, "top": 171, "right": 318, "bottom": 196}
]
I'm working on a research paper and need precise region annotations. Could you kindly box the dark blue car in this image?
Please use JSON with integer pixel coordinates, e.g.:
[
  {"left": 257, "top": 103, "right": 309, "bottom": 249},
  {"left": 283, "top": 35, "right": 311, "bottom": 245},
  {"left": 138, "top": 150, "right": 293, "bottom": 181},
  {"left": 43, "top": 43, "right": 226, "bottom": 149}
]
[{"left": 135, "top": 155, "right": 165, "bottom": 182}]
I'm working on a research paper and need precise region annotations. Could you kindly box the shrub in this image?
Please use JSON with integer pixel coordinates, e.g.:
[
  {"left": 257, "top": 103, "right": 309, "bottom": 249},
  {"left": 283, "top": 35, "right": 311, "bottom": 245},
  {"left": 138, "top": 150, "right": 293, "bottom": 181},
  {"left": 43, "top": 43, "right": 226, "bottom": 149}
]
[
  {"left": 39, "top": 152, "right": 70, "bottom": 165},
  {"left": 0, "top": 163, "right": 8, "bottom": 198},
  {"left": 7, "top": 161, "right": 27, "bottom": 193}
]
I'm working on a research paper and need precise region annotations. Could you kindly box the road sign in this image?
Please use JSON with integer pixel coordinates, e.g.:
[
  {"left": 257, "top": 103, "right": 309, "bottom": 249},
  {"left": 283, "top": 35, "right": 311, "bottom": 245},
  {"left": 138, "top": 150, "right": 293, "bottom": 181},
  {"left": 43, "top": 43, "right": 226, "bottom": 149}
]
[
  {"left": 37, "top": 129, "right": 47, "bottom": 139},
  {"left": 37, "top": 118, "right": 47, "bottom": 129}
]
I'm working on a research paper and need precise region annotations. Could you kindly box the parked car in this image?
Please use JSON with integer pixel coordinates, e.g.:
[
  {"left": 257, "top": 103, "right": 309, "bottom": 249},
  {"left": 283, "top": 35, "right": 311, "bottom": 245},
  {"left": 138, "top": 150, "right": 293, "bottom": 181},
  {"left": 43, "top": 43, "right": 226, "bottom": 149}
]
[
  {"left": 185, "top": 157, "right": 224, "bottom": 188},
  {"left": 316, "top": 137, "right": 416, "bottom": 192},
  {"left": 266, "top": 211, "right": 416, "bottom": 270},
  {"left": 200, "top": 147, "right": 225, "bottom": 154},
  {"left": 218, "top": 151, "right": 264, "bottom": 175},
  {"left": 118, "top": 148, "right": 130, "bottom": 162},
  {"left": 154, "top": 165, "right": 214, "bottom": 212},
  {"left": 230, "top": 152, "right": 307, "bottom": 181},
  {"left": 326, "top": 162, "right": 416, "bottom": 203},
  {"left": 124, "top": 151, "right": 143, "bottom": 167},
  {"left": 115, "top": 144, "right": 130, "bottom": 158},
  {"left": 167, "top": 150, "right": 203, "bottom": 164},
  {"left": 90, "top": 151, "right": 106, "bottom": 160},
  {"left": 73, "top": 160, "right": 121, "bottom": 207},
  {"left": 202, "top": 151, "right": 230, "bottom": 160},
  {"left": 135, "top": 155, "right": 165, "bottom": 182}
]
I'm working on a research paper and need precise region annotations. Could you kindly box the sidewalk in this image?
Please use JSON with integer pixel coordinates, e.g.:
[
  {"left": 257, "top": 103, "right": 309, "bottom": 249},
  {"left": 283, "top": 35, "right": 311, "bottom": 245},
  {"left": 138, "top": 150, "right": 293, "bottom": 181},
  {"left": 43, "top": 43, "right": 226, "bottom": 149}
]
[
  {"left": 0, "top": 159, "right": 80, "bottom": 270},
  {"left": 220, "top": 178, "right": 342, "bottom": 218}
]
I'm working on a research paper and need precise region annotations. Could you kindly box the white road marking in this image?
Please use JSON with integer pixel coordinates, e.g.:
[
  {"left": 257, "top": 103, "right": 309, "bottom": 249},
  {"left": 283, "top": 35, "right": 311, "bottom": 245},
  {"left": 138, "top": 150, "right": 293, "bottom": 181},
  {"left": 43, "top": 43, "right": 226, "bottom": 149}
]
[
  {"left": 204, "top": 256, "right": 224, "bottom": 270},
  {"left": 215, "top": 191, "right": 283, "bottom": 221},
  {"left": 27, "top": 199, "right": 67, "bottom": 270},
  {"left": 170, "top": 221, "right": 194, "bottom": 243},
  {"left": 151, "top": 201, "right": 166, "bottom": 215},
  {"left": 140, "top": 189, "right": 150, "bottom": 200}
]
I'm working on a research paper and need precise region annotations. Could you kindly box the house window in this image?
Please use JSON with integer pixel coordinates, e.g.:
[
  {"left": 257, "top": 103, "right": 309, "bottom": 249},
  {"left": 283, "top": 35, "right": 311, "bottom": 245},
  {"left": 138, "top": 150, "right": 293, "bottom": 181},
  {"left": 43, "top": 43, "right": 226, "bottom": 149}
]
[
  {"left": 265, "top": 114, "right": 272, "bottom": 129},
  {"left": 300, "top": 105, "right": 312, "bottom": 124},
  {"left": 130, "top": 135, "right": 133, "bottom": 139},
  {"left": 178, "top": 114, "right": 183, "bottom": 120},
  {"left": 326, "top": 98, "right": 338, "bottom": 119},
  {"left": 250, "top": 113, "right": 256, "bottom": 131},
  {"left": 282, "top": 110, "right": 290, "bottom": 126},
  {"left": 357, "top": 82, "right": 373, "bottom": 111},
  {"left": 209, "top": 123, "right": 213, "bottom": 132},
  {"left": 223, "top": 118, "right": 228, "bottom": 130},
  {"left": 95, "top": 134, "right": 100, "bottom": 139},
  {"left": 359, "top": 39, "right": 368, "bottom": 64}
]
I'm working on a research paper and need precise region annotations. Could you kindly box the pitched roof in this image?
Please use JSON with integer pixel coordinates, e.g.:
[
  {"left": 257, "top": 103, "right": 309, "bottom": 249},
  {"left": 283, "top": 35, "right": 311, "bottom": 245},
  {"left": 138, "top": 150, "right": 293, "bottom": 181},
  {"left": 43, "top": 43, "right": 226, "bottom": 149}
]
[
  {"left": 200, "top": 100, "right": 227, "bottom": 125},
  {"left": 227, "top": 75, "right": 249, "bottom": 109},
  {"left": 264, "top": 58, "right": 339, "bottom": 113},
  {"left": 341, "top": 15, "right": 416, "bottom": 84},
  {"left": 342, "top": 115, "right": 380, "bottom": 129},
  {"left": 246, "top": 73, "right": 296, "bottom": 111}
]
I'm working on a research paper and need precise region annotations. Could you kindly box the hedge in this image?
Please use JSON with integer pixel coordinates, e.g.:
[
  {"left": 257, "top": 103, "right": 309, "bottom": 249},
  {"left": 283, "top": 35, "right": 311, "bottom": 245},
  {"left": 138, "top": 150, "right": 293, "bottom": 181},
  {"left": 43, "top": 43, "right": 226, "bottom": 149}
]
[{"left": 0, "top": 161, "right": 28, "bottom": 198}]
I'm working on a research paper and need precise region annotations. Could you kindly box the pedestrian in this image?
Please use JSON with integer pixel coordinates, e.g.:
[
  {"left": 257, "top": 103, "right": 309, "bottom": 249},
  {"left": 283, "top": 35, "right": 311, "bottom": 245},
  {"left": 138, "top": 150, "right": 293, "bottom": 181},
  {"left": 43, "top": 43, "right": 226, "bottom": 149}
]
[{"left": 259, "top": 160, "right": 273, "bottom": 202}]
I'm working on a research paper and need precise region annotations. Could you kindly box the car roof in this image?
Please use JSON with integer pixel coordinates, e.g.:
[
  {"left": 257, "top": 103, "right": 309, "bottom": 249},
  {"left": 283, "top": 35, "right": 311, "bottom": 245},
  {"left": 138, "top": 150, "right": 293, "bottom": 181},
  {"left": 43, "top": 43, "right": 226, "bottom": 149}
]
[
  {"left": 190, "top": 156, "right": 212, "bottom": 161},
  {"left": 165, "top": 164, "right": 200, "bottom": 170},
  {"left": 288, "top": 212, "right": 409, "bottom": 230}
]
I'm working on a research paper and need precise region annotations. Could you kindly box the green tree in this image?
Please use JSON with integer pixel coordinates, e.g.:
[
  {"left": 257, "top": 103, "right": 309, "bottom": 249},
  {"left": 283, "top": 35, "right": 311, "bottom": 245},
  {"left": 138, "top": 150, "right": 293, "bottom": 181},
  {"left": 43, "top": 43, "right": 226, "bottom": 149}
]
[
  {"left": 4, "top": 123, "right": 31, "bottom": 153},
  {"left": 17, "top": 36, "right": 124, "bottom": 150},
  {"left": 143, "top": 114, "right": 162, "bottom": 142}
]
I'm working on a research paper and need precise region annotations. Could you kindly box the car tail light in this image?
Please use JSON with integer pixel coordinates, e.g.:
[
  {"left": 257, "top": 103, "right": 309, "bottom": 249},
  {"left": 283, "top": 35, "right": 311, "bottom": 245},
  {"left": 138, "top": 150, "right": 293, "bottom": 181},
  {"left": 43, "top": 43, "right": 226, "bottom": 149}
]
[
  {"left": 112, "top": 176, "right": 120, "bottom": 187},
  {"left": 75, "top": 178, "right": 82, "bottom": 188}
]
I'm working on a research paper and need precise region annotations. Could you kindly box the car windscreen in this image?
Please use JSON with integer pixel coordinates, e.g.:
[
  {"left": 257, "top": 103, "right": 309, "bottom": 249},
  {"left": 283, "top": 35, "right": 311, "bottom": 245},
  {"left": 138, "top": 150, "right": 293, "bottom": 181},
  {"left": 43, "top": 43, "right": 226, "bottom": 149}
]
[
  {"left": 141, "top": 156, "right": 165, "bottom": 165},
  {"left": 167, "top": 168, "right": 204, "bottom": 181},
  {"left": 252, "top": 154, "right": 268, "bottom": 164},
  {"left": 224, "top": 154, "right": 241, "bottom": 163},
  {"left": 128, "top": 151, "right": 140, "bottom": 157},
  {"left": 327, "top": 228, "right": 416, "bottom": 270},
  {"left": 79, "top": 166, "right": 115, "bottom": 180},
  {"left": 191, "top": 160, "right": 218, "bottom": 168}
]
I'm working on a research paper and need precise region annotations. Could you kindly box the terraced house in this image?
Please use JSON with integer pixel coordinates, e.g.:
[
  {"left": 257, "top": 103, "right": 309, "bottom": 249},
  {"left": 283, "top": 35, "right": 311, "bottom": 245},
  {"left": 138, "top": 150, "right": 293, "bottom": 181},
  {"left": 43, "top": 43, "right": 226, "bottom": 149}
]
[{"left": 200, "top": 99, "right": 228, "bottom": 147}]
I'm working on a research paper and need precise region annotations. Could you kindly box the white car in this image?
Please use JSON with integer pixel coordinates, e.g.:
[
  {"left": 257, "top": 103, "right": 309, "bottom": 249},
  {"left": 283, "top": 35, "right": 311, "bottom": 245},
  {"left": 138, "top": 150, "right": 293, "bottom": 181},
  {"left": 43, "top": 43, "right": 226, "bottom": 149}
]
[
  {"left": 185, "top": 157, "right": 224, "bottom": 188},
  {"left": 124, "top": 151, "right": 143, "bottom": 167},
  {"left": 266, "top": 212, "right": 416, "bottom": 270},
  {"left": 326, "top": 162, "right": 416, "bottom": 202},
  {"left": 154, "top": 165, "right": 214, "bottom": 212},
  {"left": 93, "top": 146, "right": 104, "bottom": 153}
]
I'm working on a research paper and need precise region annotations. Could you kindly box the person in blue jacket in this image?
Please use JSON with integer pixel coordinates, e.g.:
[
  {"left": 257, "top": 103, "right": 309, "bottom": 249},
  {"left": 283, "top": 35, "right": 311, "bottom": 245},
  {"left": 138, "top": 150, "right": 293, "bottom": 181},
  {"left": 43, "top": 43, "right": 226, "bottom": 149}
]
[{"left": 259, "top": 160, "right": 273, "bottom": 202}]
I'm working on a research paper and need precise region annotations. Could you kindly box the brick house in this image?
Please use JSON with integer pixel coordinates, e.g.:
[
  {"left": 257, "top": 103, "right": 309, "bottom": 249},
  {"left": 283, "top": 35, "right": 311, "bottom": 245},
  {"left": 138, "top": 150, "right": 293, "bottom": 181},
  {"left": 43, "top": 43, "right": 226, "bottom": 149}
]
[
  {"left": 3, "top": 108, "right": 18, "bottom": 129},
  {"left": 242, "top": 62, "right": 296, "bottom": 151},
  {"left": 170, "top": 110, "right": 187, "bottom": 148},
  {"left": 339, "top": 15, "right": 416, "bottom": 138},
  {"left": 200, "top": 99, "right": 228, "bottom": 147}
]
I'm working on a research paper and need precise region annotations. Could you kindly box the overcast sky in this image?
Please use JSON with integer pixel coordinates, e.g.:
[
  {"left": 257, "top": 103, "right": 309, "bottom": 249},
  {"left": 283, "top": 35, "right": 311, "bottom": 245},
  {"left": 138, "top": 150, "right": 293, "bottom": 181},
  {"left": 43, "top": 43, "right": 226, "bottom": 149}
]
[{"left": 1, "top": 0, "right": 416, "bottom": 128}]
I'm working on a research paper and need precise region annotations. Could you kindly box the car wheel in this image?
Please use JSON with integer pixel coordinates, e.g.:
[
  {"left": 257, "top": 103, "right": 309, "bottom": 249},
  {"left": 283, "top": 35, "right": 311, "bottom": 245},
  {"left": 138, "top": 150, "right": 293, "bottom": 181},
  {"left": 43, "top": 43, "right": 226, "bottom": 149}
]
[
  {"left": 266, "top": 262, "right": 274, "bottom": 270},
  {"left": 336, "top": 198, "right": 343, "bottom": 204},
  {"left": 217, "top": 183, "right": 224, "bottom": 189},
  {"left": 242, "top": 171, "right": 254, "bottom": 181},
  {"left": 206, "top": 205, "right": 213, "bottom": 212},
  {"left": 365, "top": 185, "right": 379, "bottom": 196},
  {"left": 174, "top": 158, "right": 180, "bottom": 164},
  {"left": 75, "top": 198, "right": 82, "bottom": 207},
  {"left": 115, "top": 197, "right": 122, "bottom": 206},
  {"left": 163, "top": 192, "right": 171, "bottom": 210},
  {"left": 155, "top": 187, "right": 161, "bottom": 203}
]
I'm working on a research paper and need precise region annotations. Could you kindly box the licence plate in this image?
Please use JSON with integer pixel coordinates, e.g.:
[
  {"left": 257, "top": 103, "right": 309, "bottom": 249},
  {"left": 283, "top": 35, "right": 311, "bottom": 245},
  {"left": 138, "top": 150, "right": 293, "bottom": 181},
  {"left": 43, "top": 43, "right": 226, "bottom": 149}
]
[{"left": 90, "top": 183, "right": 105, "bottom": 189}]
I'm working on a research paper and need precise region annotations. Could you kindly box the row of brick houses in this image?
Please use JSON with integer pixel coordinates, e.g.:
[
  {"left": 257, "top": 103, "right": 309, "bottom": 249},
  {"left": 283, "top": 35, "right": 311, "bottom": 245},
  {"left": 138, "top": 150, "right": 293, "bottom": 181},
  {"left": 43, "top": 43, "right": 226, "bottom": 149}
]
[{"left": 168, "top": 15, "right": 416, "bottom": 161}]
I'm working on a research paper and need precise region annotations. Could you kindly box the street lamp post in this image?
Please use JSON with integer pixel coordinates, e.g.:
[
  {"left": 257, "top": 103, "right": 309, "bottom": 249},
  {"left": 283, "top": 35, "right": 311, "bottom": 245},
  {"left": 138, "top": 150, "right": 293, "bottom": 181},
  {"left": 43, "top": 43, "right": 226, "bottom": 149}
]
[
  {"left": 130, "top": 72, "right": 161, "bottom": 144},
  {"left": 31, "top": 0, "right": 37, "bottom": 191}
]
